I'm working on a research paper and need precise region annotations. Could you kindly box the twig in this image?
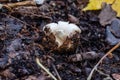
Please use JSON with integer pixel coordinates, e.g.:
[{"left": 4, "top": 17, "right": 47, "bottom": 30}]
[
  {"left": 87, "top": 42, "right": 120, "bottom": 80},
  {"left": 52, "top": 63, "right": 62, "bottom": 80},
  {"left": 96, "top": 69, "right": 110, "bottom": 77},
  {"left": 36, "top": 57, "right": 58, "bottom": 80},
  {"left": 3, "top": 0, "right": 36, "bottom": 11}
]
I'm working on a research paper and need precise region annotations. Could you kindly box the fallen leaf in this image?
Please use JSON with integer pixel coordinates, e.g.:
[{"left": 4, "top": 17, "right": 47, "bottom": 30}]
[
  {"left": 83, "top": 0, "right": 120, "bottom": 17},
  {"left": 112, "top": 0, "right": 120, "bottom": 17},
  {"left": 98, "top": 3, "right": 116, "bottom": 26},
  {"left": 82, "top": 0, "right": 114, "bottom": 11}
]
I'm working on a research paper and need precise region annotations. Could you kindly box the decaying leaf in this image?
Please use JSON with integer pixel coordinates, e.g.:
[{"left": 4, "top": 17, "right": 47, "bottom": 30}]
[
  {"left": 82, "top": 0, "right": 114, "bottom": 11},
  {"left": 98, "top": 3, "right": 116, "bottom": 26},
  {"left": 83, "top": 0, "right": 120, "bottom": 17}
]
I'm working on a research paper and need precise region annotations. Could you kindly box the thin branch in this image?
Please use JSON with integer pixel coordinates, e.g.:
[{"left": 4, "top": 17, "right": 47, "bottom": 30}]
[
  {"left": 96, "top": 69, "right": 110, "bottom": 77},
  {"left": 3, "top": 0, "right": 36, "bottom": 11},
  {"left": 87, "top": 42, "right": 120, "bottom": 80},
  {"left": 36, "top": 57, "right": 58, "bottom": 80},
  {"left": 52, "top": 63, "right": 62, "bottom": 80}
]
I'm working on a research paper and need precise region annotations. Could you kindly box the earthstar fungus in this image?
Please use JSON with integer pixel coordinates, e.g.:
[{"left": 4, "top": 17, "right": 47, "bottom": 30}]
[{"left": 43, "top": 21, "right": 81, "bottom": 52}]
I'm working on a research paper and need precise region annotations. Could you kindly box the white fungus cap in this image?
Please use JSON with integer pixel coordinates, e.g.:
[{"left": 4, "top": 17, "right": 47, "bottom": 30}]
[{"left": 43, "top": 21, "right": 81, "bottom": 48}]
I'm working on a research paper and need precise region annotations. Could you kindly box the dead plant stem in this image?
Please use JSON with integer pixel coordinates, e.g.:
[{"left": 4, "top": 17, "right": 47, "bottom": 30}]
[
  {"left": 87, "top": 42, "right": 120, "bottom": 80},
  {"left": 52, "top": 64, "right": 62, "bottom": 80},
  {"left": 36, "top": 58, "right": 58, "bottom": 80}
]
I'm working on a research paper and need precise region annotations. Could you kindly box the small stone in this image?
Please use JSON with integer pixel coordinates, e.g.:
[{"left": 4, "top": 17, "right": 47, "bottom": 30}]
[
  {"left": 106, "top": 26, "right": 120, "bottom": 45},
  {"left": 110, "top": 18, "right": 120, "bottom": 38},
  {"left": 68, "top": 14, "right": 79, "bottom": 24},
  {"left": 82, "top": 51, "right": 98, "bottom": 60}
]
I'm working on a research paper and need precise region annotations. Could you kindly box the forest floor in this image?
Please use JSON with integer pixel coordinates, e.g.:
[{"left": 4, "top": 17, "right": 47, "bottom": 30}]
[{"left": 0, "top": 0, "right": 120, "bottom": 80}]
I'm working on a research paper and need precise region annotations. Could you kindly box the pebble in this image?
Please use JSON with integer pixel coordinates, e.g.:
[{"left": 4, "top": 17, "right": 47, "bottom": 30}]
[
  {"left": 106, "top": 26, "right": 120, "bottom": 45},
  {"left": 106, "top": 18, "right": 120, "bottom": 45},
  {"left": 110, "top": 18, "right": 120, "bottom": 38}
]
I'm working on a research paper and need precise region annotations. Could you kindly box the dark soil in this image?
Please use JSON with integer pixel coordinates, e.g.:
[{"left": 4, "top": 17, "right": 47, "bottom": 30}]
[{"left": 0, "top": 0, "right": 120, "bottom": 80}]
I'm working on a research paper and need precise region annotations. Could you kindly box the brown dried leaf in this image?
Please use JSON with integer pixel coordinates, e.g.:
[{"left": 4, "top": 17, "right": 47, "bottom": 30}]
[{"left": 98, "top": 3, "right": 116, "bottom": 26}]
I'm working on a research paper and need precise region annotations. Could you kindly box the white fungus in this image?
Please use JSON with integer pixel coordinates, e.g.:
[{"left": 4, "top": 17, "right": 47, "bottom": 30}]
[{"left": 43, "top": 21, "right": 81, "bottom": 50}]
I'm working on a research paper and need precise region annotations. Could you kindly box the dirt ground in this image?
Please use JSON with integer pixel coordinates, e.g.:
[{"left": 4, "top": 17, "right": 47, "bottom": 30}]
[{"left": 0, "top": 0, "right": 120, "bottom": 80}]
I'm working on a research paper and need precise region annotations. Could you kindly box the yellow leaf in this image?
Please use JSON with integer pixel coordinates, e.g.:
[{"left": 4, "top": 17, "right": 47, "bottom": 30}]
[
  {"left": 112, "top": 0, "right": 120, "bottom": 17},
  {"left": 83, "top": 0, "right": 120, "bottom": 17},
  {"left": 82, "top": 0, "right": 102, "bottom": 11},
  {"left": 82, "top": 0, "right": 114, "bottom": 11}
]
